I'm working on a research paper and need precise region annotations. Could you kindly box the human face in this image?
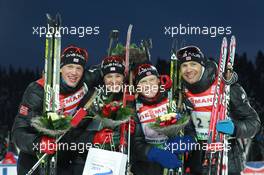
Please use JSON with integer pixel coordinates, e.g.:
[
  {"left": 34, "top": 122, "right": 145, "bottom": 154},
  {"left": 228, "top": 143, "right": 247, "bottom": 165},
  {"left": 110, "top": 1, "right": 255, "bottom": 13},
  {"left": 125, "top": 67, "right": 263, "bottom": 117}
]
[
  {"left": 61, "top": 64, "right": 84, "bottom": 87},
  {"left": 104, "top": 73, "right": 124, "bottom": 93},
  {"left": 137, "top": 75, "right": 160, "bottom": 98},
  {"left": 180, "top": 61, "right": 203, "bottom": 84}
]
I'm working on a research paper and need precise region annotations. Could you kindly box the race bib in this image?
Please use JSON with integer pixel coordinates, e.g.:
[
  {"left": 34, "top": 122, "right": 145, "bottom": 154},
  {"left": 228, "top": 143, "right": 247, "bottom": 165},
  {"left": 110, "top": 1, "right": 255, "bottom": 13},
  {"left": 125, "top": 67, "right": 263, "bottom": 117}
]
[
  {"left": 191, "top": 111, "right": 211, "bottom": 140},
  {"left": 137, "top": 101, "right": 169, "bottom": 144}
]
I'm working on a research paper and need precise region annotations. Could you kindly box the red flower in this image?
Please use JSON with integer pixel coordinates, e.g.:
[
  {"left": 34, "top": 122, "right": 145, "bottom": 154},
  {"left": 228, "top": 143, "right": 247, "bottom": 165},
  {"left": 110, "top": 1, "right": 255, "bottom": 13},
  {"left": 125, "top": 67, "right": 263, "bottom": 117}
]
[
  {"left": 159, "top": 118, "right": 177, "bottom": 127},
  {"left": 160, "top": 75, "right": 172, "bottom": 90},
  {"left": 170, "top": 118, "right": 177, "bottom": 124},
  {"left": 102, "top": 104, "right": 111, "bottom": 117},
  {"left": 111, "top": 106, "right": 119, "bottom": 112},
  {"left": 109, "top": 101, "right": 120, "bottom": 113},
  {"left": 160, "top": 122, "right": 166, "bottom": 127}
]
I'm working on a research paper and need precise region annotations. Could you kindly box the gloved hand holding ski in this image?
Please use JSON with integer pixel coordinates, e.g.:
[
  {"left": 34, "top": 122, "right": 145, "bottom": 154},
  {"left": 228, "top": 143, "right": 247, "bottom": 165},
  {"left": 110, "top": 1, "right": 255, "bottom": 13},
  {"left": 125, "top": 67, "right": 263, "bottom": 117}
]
[{"left": 216, "top": 119, "right": 235, "bottom": 135}]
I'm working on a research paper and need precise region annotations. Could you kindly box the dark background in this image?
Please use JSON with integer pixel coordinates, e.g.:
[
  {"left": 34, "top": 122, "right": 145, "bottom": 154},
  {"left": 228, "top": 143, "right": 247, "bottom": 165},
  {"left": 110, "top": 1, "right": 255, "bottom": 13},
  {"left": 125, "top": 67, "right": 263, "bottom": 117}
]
[{"left": 0, "top": 0, "right": 263, "bottom": 137}]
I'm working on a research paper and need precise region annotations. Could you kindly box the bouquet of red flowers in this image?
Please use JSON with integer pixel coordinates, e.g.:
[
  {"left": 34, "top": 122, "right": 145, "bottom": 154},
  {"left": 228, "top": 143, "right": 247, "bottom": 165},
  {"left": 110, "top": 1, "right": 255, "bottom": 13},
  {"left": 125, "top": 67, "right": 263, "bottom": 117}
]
[
  {"left": 94, "top": 100, "right": 134, "bottom": 129},
  {"left": 149, "top": 108, "right": 190, "bottom": 137}
]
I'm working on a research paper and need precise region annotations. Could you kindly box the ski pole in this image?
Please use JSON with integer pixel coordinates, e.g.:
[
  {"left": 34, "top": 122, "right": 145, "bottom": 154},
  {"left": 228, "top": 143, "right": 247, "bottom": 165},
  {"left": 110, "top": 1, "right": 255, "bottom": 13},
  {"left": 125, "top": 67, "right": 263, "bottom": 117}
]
[{"left": 26, "top": 132, "right": 66, "bottom": 175}]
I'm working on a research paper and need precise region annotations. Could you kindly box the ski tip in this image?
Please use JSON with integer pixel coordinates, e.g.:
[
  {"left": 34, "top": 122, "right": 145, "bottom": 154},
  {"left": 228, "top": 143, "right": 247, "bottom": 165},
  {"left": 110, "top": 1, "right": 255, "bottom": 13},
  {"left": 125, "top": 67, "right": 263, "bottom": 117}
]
[
  {"left": 109, "top": 30, "right": 119, "bottom": 39},
  {"left": 55, "top": 13, "right": 62, "bottom": 27},
  {"left": 128, "top": 24, "right": 133, "bottom": 30},
  {"left": 46, "top": 13, "right": 53, "bottom": 23},
  {"left": 46, "top": 13, "right": 61, "bottom": 27},
  {"left": 142, "top": 39, "right": 152, "bottom": 49},
  {"left": 222, "top": 37, "right": 228, "bottom": 46},
  {"left": 171, "top": 38, "right": 177, "bottom": 53},
  {"left": 148, "top": 38, "right": 153, "bottom": 48},
  {"left": 46, "top": 13, "right": 56, "bottom": 27},
  {"left": 231, "top": 35, "right": 236, "bottom": 46}
]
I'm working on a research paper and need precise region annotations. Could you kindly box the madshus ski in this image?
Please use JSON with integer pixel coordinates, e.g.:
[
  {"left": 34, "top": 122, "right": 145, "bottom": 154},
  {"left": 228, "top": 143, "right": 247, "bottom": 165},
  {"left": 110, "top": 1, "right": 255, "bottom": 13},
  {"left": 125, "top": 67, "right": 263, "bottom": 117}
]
[{"left": 202, "top": 36, "right": 236, "bottom": 175}]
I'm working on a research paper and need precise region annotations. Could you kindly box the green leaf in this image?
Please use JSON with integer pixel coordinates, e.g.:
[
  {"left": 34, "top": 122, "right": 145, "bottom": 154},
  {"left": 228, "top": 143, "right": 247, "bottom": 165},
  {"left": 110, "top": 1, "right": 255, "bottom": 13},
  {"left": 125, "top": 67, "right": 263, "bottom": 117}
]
[
  {"left": 115, "top": 107, "right": 134, "bottom": 121},
  {"left": 111, "top": 42, "right": 145, "bottom": 56},
  {"left": 104, "top": 94, "right": 114, "bottom": 104}
]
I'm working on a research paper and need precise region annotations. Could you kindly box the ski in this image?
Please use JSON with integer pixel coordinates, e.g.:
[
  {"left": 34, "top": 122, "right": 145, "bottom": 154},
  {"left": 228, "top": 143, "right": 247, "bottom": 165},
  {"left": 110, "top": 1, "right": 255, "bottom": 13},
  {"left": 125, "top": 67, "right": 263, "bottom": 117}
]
[
  {"left": 203, "top": 37, "right": 228, "bottom": 175},
  {"left": 43, "top": 14, "right": 54, "bottom": 114},
  {"left": 141, "top": 38, "right": 152, "bottom": 61},
  {"left": 107, "top": 30, "right": 119, "bottom": 56},
  {"left": 122, "top": 24, "right": 133, "bottom": 107},
  {"left": 169, "top": 38, "right": 177, "bottom": 111},
  {"left": 202, "top": 36, "right": 236, "bottom": 175},
  {"left": 164, "top": 39, "right": 187, "bottom": 175},
  {"left": 219, "top": 35, "right": 236, "bottom": 175},
  {"left": 162, "top": 39, "right": 178, "bottom": 175},
  {"left": 49, "top": 13, "right": 61, "bottom": 175},
  {"left": 51, "top": 13, "right": 61, "bottom": 113},
  {"left": 120, "top": 24, "right": 133, "bottom": 175},
  {"left": 35, "top": 13, "right": 61, "bottom": 175},
  {"left": 43, "top": 13, "right": 61, "bottom": 114}
]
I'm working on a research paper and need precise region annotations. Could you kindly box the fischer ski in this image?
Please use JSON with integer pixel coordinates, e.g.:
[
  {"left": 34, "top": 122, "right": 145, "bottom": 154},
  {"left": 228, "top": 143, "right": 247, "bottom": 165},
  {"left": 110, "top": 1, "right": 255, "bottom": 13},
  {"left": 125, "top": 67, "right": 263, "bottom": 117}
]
[
  {"left": 40, "top": 13, "right": 62, "bottom": 175},
  {"left": 49, "top": 13, "right": 61, "bottom": 175}
]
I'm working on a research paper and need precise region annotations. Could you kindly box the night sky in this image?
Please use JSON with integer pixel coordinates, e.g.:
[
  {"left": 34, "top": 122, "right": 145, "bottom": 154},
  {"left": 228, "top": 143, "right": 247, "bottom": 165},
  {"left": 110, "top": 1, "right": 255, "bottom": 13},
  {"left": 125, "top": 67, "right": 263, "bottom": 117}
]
[{"left": 0, "top": 0, "right": 263, "bottom": 69}]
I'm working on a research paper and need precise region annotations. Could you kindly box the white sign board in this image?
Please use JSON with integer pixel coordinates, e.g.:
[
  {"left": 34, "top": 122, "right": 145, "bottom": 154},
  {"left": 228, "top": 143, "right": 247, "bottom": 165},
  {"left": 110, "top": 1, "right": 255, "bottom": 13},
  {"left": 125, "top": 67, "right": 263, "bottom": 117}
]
[
  {"left": 82, "top": 148, "right": 127, "bottom": 175},
  {"left": 0, "top": 164, "right": 17, "bottom": 175}
]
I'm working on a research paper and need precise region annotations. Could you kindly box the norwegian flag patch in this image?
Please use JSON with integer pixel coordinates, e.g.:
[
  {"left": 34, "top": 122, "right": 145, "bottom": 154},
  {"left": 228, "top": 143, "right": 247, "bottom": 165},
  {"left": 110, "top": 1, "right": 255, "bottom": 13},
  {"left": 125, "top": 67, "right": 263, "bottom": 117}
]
[
  {"left": 110, "top": 67, "right": 116, "bottom": 71},
  {"left": 186, "top": 56, "right": 192, "bottom": 60},
  {"left": 19, "top": 105, "right": 29, "bottom": 116},
  {"left": 146, "top": 71, "right": 152, "bottom": 76}
]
